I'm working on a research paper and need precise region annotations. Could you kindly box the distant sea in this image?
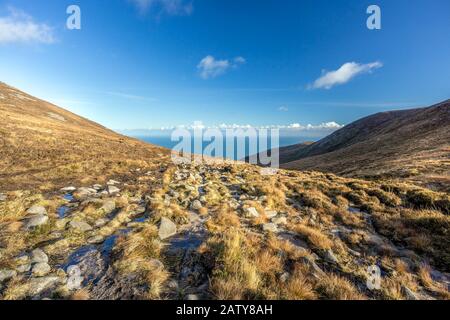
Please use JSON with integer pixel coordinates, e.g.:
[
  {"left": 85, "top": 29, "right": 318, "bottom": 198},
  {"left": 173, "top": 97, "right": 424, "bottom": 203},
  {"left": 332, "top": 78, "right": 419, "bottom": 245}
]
[{"left": 134, "top": 135, "right": 317, "bottom": 161}]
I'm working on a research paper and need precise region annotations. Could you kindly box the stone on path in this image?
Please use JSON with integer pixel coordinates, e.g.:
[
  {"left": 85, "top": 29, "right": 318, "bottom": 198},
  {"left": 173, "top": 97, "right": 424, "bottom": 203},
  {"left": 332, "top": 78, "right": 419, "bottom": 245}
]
[
  {"left": 69, "top": 220, "right": 93, "bottom": 232},
  {"left": 158, "top": 217, "right": 177, "bottom": 240},
  {"left": 24, "top": 215, "right": 49, "bottom": 229},
  {"left": 107, "top": 185, "right": 120, "bottom": 195},
  {"left": 244, "top": 207, "right": 260, "bottom": 218},
  {"left": 26, "top": 205, "right": 47, "bottom": 216},
  {"left": 0, "top": 269, "right": 17, "bottom": 282},
  {"left": 31, "top": 249, "right": 49, "bottom": 264},
  {"left": 262, "top": 223, "right": 278, "bottom": 233},
  {"left": 32, "top": 262, "right": 51, "bottom": 277}
]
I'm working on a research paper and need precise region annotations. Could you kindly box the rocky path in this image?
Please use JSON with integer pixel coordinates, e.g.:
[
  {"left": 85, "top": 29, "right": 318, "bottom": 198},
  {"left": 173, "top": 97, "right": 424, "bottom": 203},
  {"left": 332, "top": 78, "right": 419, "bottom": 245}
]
[{"left": 1, "top": 163, "right": 449, "bottom": 300}]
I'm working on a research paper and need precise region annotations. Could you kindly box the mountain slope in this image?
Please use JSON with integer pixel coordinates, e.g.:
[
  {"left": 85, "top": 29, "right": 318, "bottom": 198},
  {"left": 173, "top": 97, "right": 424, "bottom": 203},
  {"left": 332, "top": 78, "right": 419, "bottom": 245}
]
[
  {"left": 0, "top": 84, "right": 449, "bottom": 300},
  {"left": 0, "top": 82, "right": 170, "bottom": 191},
  {"left": 280, "top": 101, "right": 450, "bottom": 191}
]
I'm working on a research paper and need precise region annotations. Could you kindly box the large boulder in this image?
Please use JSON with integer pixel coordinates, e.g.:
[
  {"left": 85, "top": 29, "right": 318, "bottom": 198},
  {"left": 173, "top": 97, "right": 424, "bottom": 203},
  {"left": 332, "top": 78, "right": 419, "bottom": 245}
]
[{"left": 158, "top": 217, "right": 177, "bottom": 240}]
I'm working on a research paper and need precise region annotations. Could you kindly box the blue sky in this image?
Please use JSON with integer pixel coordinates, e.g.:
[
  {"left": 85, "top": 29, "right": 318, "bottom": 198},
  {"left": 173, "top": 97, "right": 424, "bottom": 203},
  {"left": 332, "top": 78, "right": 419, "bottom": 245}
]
[{"left": 0, "top": 0, "right": 449, "bottom": 131}]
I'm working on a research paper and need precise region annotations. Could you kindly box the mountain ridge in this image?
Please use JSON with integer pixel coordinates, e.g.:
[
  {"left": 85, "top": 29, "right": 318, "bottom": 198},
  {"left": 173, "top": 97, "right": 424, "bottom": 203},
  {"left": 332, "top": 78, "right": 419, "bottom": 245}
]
[{"left": 277, "top": 100, "right": 450, "bottom": 191}]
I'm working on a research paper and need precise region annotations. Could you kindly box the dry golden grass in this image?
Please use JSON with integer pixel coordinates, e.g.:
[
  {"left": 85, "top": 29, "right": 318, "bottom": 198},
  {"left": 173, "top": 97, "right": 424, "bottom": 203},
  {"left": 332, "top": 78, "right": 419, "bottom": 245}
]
[
  {"left": 316, "top": 274, "right": 366, "bottom": 300},
  {"left": 292, "top": 224, "right": 333, "bottom": 251}
]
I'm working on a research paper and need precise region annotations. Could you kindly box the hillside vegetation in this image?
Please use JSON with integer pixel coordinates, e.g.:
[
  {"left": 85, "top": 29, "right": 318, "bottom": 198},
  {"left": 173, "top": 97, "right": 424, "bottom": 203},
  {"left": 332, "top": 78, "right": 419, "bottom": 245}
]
[
  {"left": 0, "top": 83, "right": 448, "bottom": 300},
  {"left": 278, "top": 101, "right": 450, "bottom": 192}
]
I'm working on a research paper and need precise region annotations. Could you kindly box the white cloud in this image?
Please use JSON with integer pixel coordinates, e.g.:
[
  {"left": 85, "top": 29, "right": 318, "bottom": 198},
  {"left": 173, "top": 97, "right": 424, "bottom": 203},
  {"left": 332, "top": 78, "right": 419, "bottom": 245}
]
[
  {"left": 0, "top": 7, "right": 55, "bottom": 44},
  {"left": 197, "top": 55, "right": 246, "bottom": 79},
  {"left": 130, "top": 0, "right": 193, "bottom": 15},
  {"left": 309, "top": 61, "right": 383, "bottom": 90},
  {"left": 150, "top": 121, "right": 344, "bottom": 131},
  {"left": 278, "top": 106, "right": 289, "bottom": 112}
]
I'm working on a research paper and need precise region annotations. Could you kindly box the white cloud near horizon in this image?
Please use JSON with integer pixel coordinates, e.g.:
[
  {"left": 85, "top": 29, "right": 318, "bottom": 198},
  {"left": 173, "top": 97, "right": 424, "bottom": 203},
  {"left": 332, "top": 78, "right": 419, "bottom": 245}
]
[
  {"left": 0, "top": 7, "right": 55, "bottom": 44},
  {"left": 309, "top": 61, "right": 383, "bottom": 90},
  {"left": 129, "top": 0, "right": 193, "bottom": 15},
  {"left": 126, "top": 121, "right": 344, "bottom": 132},
  {"left": 197, "top": 55, "right": 246, "bottom": 79}
]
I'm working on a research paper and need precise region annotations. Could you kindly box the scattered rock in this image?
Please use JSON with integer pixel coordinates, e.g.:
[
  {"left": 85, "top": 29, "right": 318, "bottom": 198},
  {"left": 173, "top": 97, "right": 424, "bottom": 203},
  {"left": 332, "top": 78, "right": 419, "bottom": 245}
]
[
  {"left": 87, "top": 235, "right": 105, "bottom": 244},
  {"left": 324, "top": 249, "right": 339, "bottom": 264},
  {"left": 244, "top": 207, "right": 260, "bottom": 218},
  {"left": 262, "top": 223, "right": 278, "bottom": 233},
  {"left": 191, "top": 200, "right": 203, "bottom": 211},
  {"left": 26, "top": 205, "right": 47, "bottom": 216},
  {"left": 55, "top": 218, "right": 69, "bottom": 229},
  {"left": 24, "top": 215, "right": 49, "bottom": 229},
  {"left": 75, "top": 187, "right": 97, "bottom": 199},
  {"left": 95, "top": 218, "right": 109, "bottom": 227},
  {"left": 70, "top": 220, "right": 93, "bottom": 232},
  {"left": 279, "top": 272, "right": 290, "bottom": 283},
  {"left": 107, "top": 185, "right": 120, "bottom": 195},
  {"left": 186, "top": 294, "right": 200, "bottom": 300},
  {"left": 148, "top": 259, "right": 164, "bottom": 270},
  {"left": 167, "top": 279, "right": 179, "bottom": 291},
  {"left": 101, "top": 199, "right": 116, "bottom": 214},
  {"left": 27, "top": 276, "right": 59, "bottom": 296},
  {"left": 60, "top": 186, "right": 76, "bottom": 192},
  {"left": 66, "top": 265, "right": 83, "bottom": 290},
  {"left": 92, "top": 184, "right": 103, "bottom": 190},
  {"left": 302, "top": 256, "right": 325, "bottom": 278},
  {"left": 32, "top": 262, "right": 51, "bottom": 277},
  {"left": 272, "top": 216, "right": 287, "bottom": 225},
  {"left": 158, "top": 217, "right": 177, "bottom": 240},
  {"left": 402, "top": 286, "right": 420, "bottom": 300},
  {"left": 16, "top": 263, "right": 32, "bottom": 273},
  {"left": 0, "top": 269, "right": 16, "bottom": 282},
  {"left": 15, "top": 254, "right": 30, "bottom": 265},
  {"left": 0, "top": 193, "right": 6, "bottom": 201},
  {"left": 265, "top": 210, "right": 278, "bottom": 219},
  {"left": 107, "top": 179, "right": 120, "bottom": 186},
  {"left": 31, "top": 249, "right": 49, "bottom": 264}
]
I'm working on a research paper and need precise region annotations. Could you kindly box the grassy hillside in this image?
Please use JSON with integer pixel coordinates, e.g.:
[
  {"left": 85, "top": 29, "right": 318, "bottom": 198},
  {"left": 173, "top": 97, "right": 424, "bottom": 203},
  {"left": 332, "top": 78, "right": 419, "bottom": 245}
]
[
  {"left": 279, "top": 101, "right": 450, "bottom": 191},
  {"left": 0, "top": 84, "right": 448, "bottom": 300},
  {"left": 0, "top": 82, "right": 170, "bottom": 191}
]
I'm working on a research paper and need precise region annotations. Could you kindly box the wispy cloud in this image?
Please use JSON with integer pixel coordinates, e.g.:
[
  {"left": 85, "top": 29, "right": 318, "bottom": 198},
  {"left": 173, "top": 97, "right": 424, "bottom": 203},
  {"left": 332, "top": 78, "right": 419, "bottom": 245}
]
[
  {"left": 309, "top": 61, "right": 383, "bottom": 90},
  {"left": 0, "top": 7, "right": 55, "bottom": 44},
  {"left": 129, "top": 0, "right": 193, "bottom": 16},
  {"left": 278, "top": 106, "right": 289, "bottom": 112},
  {"left": 197, "top": 55, "right": 246, "bottom": 79},
  {"left": 106, "top": 91, "right": 158, "bottom": 102}
]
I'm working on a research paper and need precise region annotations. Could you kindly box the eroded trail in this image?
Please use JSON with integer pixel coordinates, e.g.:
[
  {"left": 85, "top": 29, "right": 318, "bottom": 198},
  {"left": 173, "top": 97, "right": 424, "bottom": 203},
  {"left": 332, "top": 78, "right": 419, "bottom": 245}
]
[{"left": 0, "top": 162, "right": 449, "bottom": 300}]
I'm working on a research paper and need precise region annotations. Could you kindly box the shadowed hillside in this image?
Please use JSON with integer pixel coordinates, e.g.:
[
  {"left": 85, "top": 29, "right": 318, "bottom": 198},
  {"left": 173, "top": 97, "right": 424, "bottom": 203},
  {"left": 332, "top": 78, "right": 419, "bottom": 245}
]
[
  {"left": 0, "top": 82, "right": 170, "bottom": 191},
  {"left": 278, "top": 101, "right": 450, "bottom": 191}
]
